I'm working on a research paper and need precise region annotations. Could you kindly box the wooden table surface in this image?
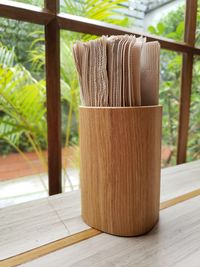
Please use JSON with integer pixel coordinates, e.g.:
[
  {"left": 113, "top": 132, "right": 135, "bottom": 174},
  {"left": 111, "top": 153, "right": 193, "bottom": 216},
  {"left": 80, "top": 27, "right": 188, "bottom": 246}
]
[{"left": 1, "top": 160, "right": 200, "bottom": 267}]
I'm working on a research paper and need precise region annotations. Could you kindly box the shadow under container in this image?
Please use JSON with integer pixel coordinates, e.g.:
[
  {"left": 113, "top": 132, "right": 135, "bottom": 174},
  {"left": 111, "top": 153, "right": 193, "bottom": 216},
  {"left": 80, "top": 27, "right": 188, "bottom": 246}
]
[{"left": 79, "top": 106, "right": 162, "bottom": 236}]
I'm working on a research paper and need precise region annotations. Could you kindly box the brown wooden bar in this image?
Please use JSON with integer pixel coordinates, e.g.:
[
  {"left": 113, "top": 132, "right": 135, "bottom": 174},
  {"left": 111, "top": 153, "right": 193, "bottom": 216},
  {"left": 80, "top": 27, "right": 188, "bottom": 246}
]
[
  {"left": 0, "top": 1, "right": 200, "bottom": 55},
  {"left": 57, "top": 13, "right": 200, "bottom": 55},
  {"left": 177, "top": 0, "right": 197, "bottom": 164},
  {"left": 45, "top": 0, "right": 59, "bottom": 12},
  {"left": 45, "top": 0, "right": 62, "bottom": 195},
  {"left": 0, "top": 0, "right": 53, "bottom": 24}
]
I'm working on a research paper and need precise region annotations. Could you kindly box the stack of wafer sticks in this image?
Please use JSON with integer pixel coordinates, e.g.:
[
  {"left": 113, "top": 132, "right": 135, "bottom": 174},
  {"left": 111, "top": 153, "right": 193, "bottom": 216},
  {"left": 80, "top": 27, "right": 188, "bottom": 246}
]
[{"left": 73, "top": 35, "right": 160, "bottom": 107}]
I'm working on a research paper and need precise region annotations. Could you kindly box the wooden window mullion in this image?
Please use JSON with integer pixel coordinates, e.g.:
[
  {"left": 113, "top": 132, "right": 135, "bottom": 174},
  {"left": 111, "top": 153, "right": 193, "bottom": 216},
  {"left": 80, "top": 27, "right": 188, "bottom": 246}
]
[
  {"left": 177, "top": 0, "right": 197, "bottom": 164},
  {"left": 0, "top": 0, "right": 53, "bottom": 24},
  {"left": 45, "top": 0, "right": 62, "bottom": 195}
]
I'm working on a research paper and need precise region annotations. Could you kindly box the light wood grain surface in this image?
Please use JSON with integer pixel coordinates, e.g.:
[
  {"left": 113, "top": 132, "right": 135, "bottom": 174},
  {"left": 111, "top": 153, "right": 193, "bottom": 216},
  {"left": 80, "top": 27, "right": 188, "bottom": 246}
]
[
  {"left": 0, "top": 160, "right": 199, "bottom": 262},
  {"left": 1, "top": 229, "right": 101, "bottom": 267},
  {"left": 160, "top": 160, "right": 200, "bottom": 202},
  {"left": 0, "top": 191, "right": 89, "bottom": 260},
  {"left": 80, "top": 106, "right": 162, "bottom": 236},
  {"left": 21, "top": 194, "right": 200, "bottom": 267}
]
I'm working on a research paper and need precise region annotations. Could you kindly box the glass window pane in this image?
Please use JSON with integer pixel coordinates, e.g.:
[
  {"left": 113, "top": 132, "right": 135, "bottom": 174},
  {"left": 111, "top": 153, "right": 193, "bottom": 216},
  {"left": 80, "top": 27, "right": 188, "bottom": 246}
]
[
  {"left": 144, "top": 0, "right": 185, "bottom": 41},
  {"left": 187, "top": 56, "right": 200, "bottom": 161},
  {"left": 7, "top": 0, "right": 43, "bottom": 7},
  {"left": 60, "top": 30, "right": 100, "bottom": 192},
  {"left": 0, "top": 19, "right": 47, "bottom": 208},
  {"left": 60, "top": 35, "right": 182, "bottom": 195},
  {"left": 60, "top": 30, "right": 82, "bottom": 193},
  {"left": 196, "top": 0, "right": 200, "bottom": 46},
  {"left": 159, "top": 50, "right": 182, "bottom": 167},
  {"left": 60, "top": 0, "right": 131, "bottom": 28},
  {"left": 60, "top": 0, "right": 185, "bottom": 42}
]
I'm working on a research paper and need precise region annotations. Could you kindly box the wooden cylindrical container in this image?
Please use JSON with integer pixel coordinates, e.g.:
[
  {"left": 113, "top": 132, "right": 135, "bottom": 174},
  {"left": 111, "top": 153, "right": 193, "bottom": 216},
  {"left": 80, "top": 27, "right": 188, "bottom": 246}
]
[{"left": 79, "top": 106, "right": 162, "bottom": 236}]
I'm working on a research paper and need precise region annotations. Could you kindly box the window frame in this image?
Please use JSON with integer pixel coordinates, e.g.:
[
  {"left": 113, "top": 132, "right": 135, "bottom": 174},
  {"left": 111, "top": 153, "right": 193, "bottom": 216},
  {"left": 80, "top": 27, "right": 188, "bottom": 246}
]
[{"left": 0, "top": 0, "right": 198, "bottom": 195}]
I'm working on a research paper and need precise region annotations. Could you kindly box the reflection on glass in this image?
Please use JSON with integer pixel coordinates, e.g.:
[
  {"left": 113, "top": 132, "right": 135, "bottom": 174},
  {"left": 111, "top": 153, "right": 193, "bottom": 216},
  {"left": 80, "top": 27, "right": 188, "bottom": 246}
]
[
  {"left": 196, "top": 0, "right": 200, "bottom": 46},
  {"left": 60, "top": 30, "right": 101, "bottom": 192},
  {"left": 60, "top": 0, "right": 130, "bottom": 28},
  {"left": 159, "top": 50, "right": 182, "bottom": 167},
  {"left": 187, "top": 56, "right": 200, "bottom": 161},
  {"left": 0, "top": 19, "right": 47, "bottom": 208},
  {"left": 60, "top": 31, "right": 85, "bottom": 193},
  {"left": 60, "top": 38, "right": 182, "bottom": 196},
  {"left": 60, "top": 0, "right": 185, "bottom": 42},
  {"left": 8, "top": 0, "right": 43, "bottom": 6},
  {"left": 144, "top": 0, "right": 185, "bottom": 41}
]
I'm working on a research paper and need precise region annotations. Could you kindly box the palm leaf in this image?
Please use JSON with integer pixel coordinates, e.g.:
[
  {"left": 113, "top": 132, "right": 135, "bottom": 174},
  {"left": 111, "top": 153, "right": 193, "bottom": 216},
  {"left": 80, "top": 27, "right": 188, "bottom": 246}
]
[{"left": 0, "top": 43, "right": 15, "bottom": 67}]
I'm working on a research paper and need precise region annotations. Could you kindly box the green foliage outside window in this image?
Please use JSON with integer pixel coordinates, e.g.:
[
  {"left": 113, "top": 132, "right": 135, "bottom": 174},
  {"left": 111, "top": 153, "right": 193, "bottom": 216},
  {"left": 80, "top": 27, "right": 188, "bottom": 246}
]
[
  {"left": 148, "top": 4, "right": 200, "bottom": 163},
  {"left": 0, "top": 1, "right": 199, "bottom": 169},
  {"left": 0, "top": 0, "right": 129, "bottom": 172}
]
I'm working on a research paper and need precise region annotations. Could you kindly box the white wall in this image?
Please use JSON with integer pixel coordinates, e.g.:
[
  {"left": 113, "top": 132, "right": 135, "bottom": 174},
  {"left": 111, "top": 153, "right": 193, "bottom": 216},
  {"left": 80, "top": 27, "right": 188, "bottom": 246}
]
[{"left": 143, "top": 0, "right": 185, "bottom": 30}]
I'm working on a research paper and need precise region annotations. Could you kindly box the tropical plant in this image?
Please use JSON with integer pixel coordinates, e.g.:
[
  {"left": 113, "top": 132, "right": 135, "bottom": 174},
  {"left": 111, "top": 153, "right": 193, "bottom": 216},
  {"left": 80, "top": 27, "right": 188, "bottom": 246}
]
[
  {"left": 0, "top": 0, "right": 129, "bottom": 181},
  {"left": 61, "top": 0, "right": 129, "bottom": 26},
  {"left": 0, "top": 18, "right": 43, "bottom": 79},
  {"left": 3, "top": 0, "right": 199, "bottom": 173},
  {"left": 148, "top": 5, "right": 185, "bottom": 42},
  {"left": 148, "top": 3, "right": 200, "bottom": 164},
  {"left": 0, "top": 43, "right": 47, "bottom": 169},
  {"left": 28, "top": 0, "right": 130, "bottom": 165}
]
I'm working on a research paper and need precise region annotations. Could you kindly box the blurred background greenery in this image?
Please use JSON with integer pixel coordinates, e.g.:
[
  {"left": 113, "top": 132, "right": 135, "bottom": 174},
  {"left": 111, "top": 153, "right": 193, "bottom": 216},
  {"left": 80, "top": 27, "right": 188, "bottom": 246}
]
[{"left": 0, "top": 0, "right": 199, "bottom": 172}]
